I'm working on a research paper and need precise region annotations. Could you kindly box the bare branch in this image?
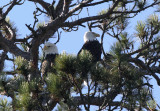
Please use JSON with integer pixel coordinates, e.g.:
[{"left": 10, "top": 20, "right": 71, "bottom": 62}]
[
  {"left": 66, "top": 0, "right": 94, "bottom": 17},
  {"left": 73, "top": 96, "right": 121, "bottom": 106},
  {"left": 0, "top": 32, "right": 30, "bottom": 60},
  {"left": 28, "top": 0, "right": 50, "bottom": 13},
  {"left": 83, "top": 0, "right": 109, "bottom": 7},
  {"left": 62, "top": 0, "right": 70, "bottom": 15},
  {"left": 62, "top": 0, "right": 120, "bottom": 27},
  {"left": 55, "top": 30, "right": 61, "bottom": 44},
  {"left": 72, "top": 84, "right": 122, "bottom": 108},
  {"left": 55, "top": 0, "right": 64, "bottom": 16},
  {"left": 3, "top": 0, "right": 17, "bottom": 17},
  {"left": 112, "top": 1, "right": 160, "bottom": 14},
  {"left": 0, "top": 51, "right": 7, "bottom": 73}
]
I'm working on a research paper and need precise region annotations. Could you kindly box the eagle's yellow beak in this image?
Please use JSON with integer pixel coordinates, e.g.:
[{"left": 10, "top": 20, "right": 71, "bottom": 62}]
[
  {"left": 43, "top": 46, "right": 48, "bottom": 50},
  {"left": 92, "top": 32, "right": 100, "bottom": 37}
]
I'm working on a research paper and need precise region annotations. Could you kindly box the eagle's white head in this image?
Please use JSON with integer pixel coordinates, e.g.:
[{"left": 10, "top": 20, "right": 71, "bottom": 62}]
[
  {"left": 84, "top": 31, "right": 100, "bottom": 43},
  {"left": 43, "top": 42, "right": 58, "bottom": 57}
]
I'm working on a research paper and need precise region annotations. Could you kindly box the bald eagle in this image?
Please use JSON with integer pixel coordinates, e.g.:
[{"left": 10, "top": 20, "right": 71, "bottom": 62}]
[
  {"left": 41, "top": 42, "right": 58, "bottom": 79},
  {"left": 78, "top": 31, "right": 102, "bottom": 62}
]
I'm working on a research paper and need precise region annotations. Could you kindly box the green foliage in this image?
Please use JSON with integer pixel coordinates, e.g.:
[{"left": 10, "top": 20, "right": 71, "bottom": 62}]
[
  {"left": 46, "top": 73, "right": 63, "bottom": 98},
  {"left": 147, "top": 100, "right": 157, "bottom": 111},
  {"left": 0, "top": 75, "right": 21, "bottom": 97},
  {"left": 124, "top": 87, "right": 151, "bottom": 109},
  {"left": 29, "top": 80, "right": 39, "bottom": 92},
  {"left": 1, "top": 1, "right": 160, "bottom": 110},
  {"left": 120, "top": 32, "right": 128, "bottom": 43},
  {"left": 121, "top": 62, "right": 143, "bottom": 83},
  {"left": 54, "top": 50, "right": 94, "bottom": 78},
  {"left": 120, "top": 32, "right": 133, "bottom": 49},
  {"left": 107, "top": 65, "right": 121, "bottom": 85},
  {"left": 13, "top": 79, "right": 42, "bottom": 110},
  {"left": 5, "top": 17, "right": 10, "bottom": 24},
  {"left": 14, "top": 56, "right": 29, "bottom": 75},
  {"left": 98, "top": 9, "right": 129, "bottom": 30},
  {"left": 36, "top": 21, "right": 45, "bottom": 29},
  {"left": 137, "top": 0, "right": 146, "bottom": 9},
  {"left": 110, "top": 42, "right": 129, "bottom": 62},
  {"left": 147, "top": 14, "right": 160, "bottom": 35},
  {"left": 98, "top": 9, "right": 108, "bottom": 15},
  {"left": 18, "top": 82, "right": 30, "bottom": 99},
  {"left": 90, "top": 63, "right": 109, "bottom": 82},
  {"left": 56, "top": 101, "right": 81, "bottom": 111},
  {"left": 0, "top": 98, "right": 12, "bottom": 111},
  {"left": 0, "top": 17, "right": 17, "bottom": 37},
  {"left": 154, "top": 35, "right": 160, "bottom": 49},
  {"left": 118, "top": 0, "right": 127, "bottom": 7},
  {"left": 116, "top": 15, "right": 129, "bottom": 30},
  {"left": 0, "top": 74, "right": 8, "bottom": 92},
  {"left": 15, "top": 82, "right": 32, "bottom": 110},
  {"left": 118, "top": 62, "right": 151, "bottom": 108},
  {"left": 56, "top": 101, "right": 70, "bottom": 111},
  {"left": 90, "top": 62, "right": 121, "bottom": 87},
  {"left": 20, "top": 43, "right": 29, "bottom": 52},
  {"left": 135, "top": 21, "right": 146, "bottom": 39},
  {"left": 5, "top": 17, "right": 18, "bottom": 33},
  {"left": 135, "top": 14, "right": 160, "bottom": 45},
  {"left": 110, "top": 42, "right": 122, "bottom": 59},
  {"left": 148, "top": 14, "right": 159, "bottom": 26},
  {"left": 55, "top": 53, "right": 77, "bottom": 74},
  {"left": 77, "top": 50, "right": 93, "bottom": 77}
]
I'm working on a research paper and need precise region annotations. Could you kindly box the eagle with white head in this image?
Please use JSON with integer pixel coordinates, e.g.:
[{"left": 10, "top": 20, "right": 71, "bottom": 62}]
[
  {"left": 78, "top": 31, "right": 102, "bottom": 62},
  {"left": 41, "top": 42, "right": 58, "bottom": 79}
]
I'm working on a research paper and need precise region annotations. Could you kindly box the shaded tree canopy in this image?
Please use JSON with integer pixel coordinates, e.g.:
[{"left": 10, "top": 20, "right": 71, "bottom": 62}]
[{"left": 1, "top": 0, "right": 160, "bottom": 110}]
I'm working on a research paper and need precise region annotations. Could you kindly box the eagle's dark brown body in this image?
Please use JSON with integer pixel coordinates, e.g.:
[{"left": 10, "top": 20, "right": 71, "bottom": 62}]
[
  {"left": 78, "top": 40, "right": 102, "bottom": 62},
  {"left": 41, "top": 54, "right": 58, "bottom": 78}
]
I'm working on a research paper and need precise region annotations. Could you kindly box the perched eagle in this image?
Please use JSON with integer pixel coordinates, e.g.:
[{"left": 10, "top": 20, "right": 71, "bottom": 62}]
[
  {"left": 78, "top": 31, "right": 102, "bottom": 62},
  {"left": 41, "top": 42, "right": 58, "bottom": 79}
]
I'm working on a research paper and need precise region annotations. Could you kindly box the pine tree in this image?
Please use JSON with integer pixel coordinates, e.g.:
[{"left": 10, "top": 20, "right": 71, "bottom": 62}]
[{"left": 1, "top": 0, "right": 160, "bottom": 110}]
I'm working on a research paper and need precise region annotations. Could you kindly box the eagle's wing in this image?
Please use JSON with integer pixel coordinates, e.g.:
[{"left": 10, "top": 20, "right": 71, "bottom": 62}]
[
  {"left": 78, "top": 41, "right": 102, "bottom": 62},
  {"left": 41, "top": 60, "right": 50, "bottom": 79}
]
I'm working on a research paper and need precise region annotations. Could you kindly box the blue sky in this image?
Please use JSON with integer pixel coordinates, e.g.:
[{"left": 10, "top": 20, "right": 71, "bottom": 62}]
[{"left": 1, "top": 0, "right": 160, "bottom": 110}]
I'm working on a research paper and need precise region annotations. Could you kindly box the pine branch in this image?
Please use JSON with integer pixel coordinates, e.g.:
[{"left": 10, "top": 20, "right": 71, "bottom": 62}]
[
  {"left": 1, "top": 20, "right": 16, "bottom": 40},
  {"left": 113, "top": 1, "right": 160, "bottom": 14},
  {"left": 72, "top": 86, "right": 121, "bottom": 108},
  {"left": 73, "top": 96, "right": 121, "bottom": 106},
  {"left": 3, "top": 71, "right": 17, "bottom": 75},
  {"left": 129, "top": 57, "right": 160, "bottom": 86},
  {"left": 128, "top": 38, "right": 160, "bottom": 56}
]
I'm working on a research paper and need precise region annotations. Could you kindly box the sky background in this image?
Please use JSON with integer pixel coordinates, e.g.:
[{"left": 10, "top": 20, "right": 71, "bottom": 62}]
[{"left": 1, "top": 0, "right": 160, "bottom": 110}]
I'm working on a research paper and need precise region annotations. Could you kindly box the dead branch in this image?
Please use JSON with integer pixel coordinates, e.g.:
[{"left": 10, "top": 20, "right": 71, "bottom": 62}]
[
  {"left": 0, "top": 51, "right": 7, "bottom": 73},
  {"left": 62, "top": 0, "right": 120, "bottom": 27},
  {"left": 55, "top": 30, "right": 61, "bottom": 44},
  {"left": 3, "top": 0, "right": 25, "bottom": 18},
  {"left": 0, "top": 32, "right": 30, "bottom": 60},
  {"left": 28, "top": 0, "right": 50, "bottom": 13}
]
